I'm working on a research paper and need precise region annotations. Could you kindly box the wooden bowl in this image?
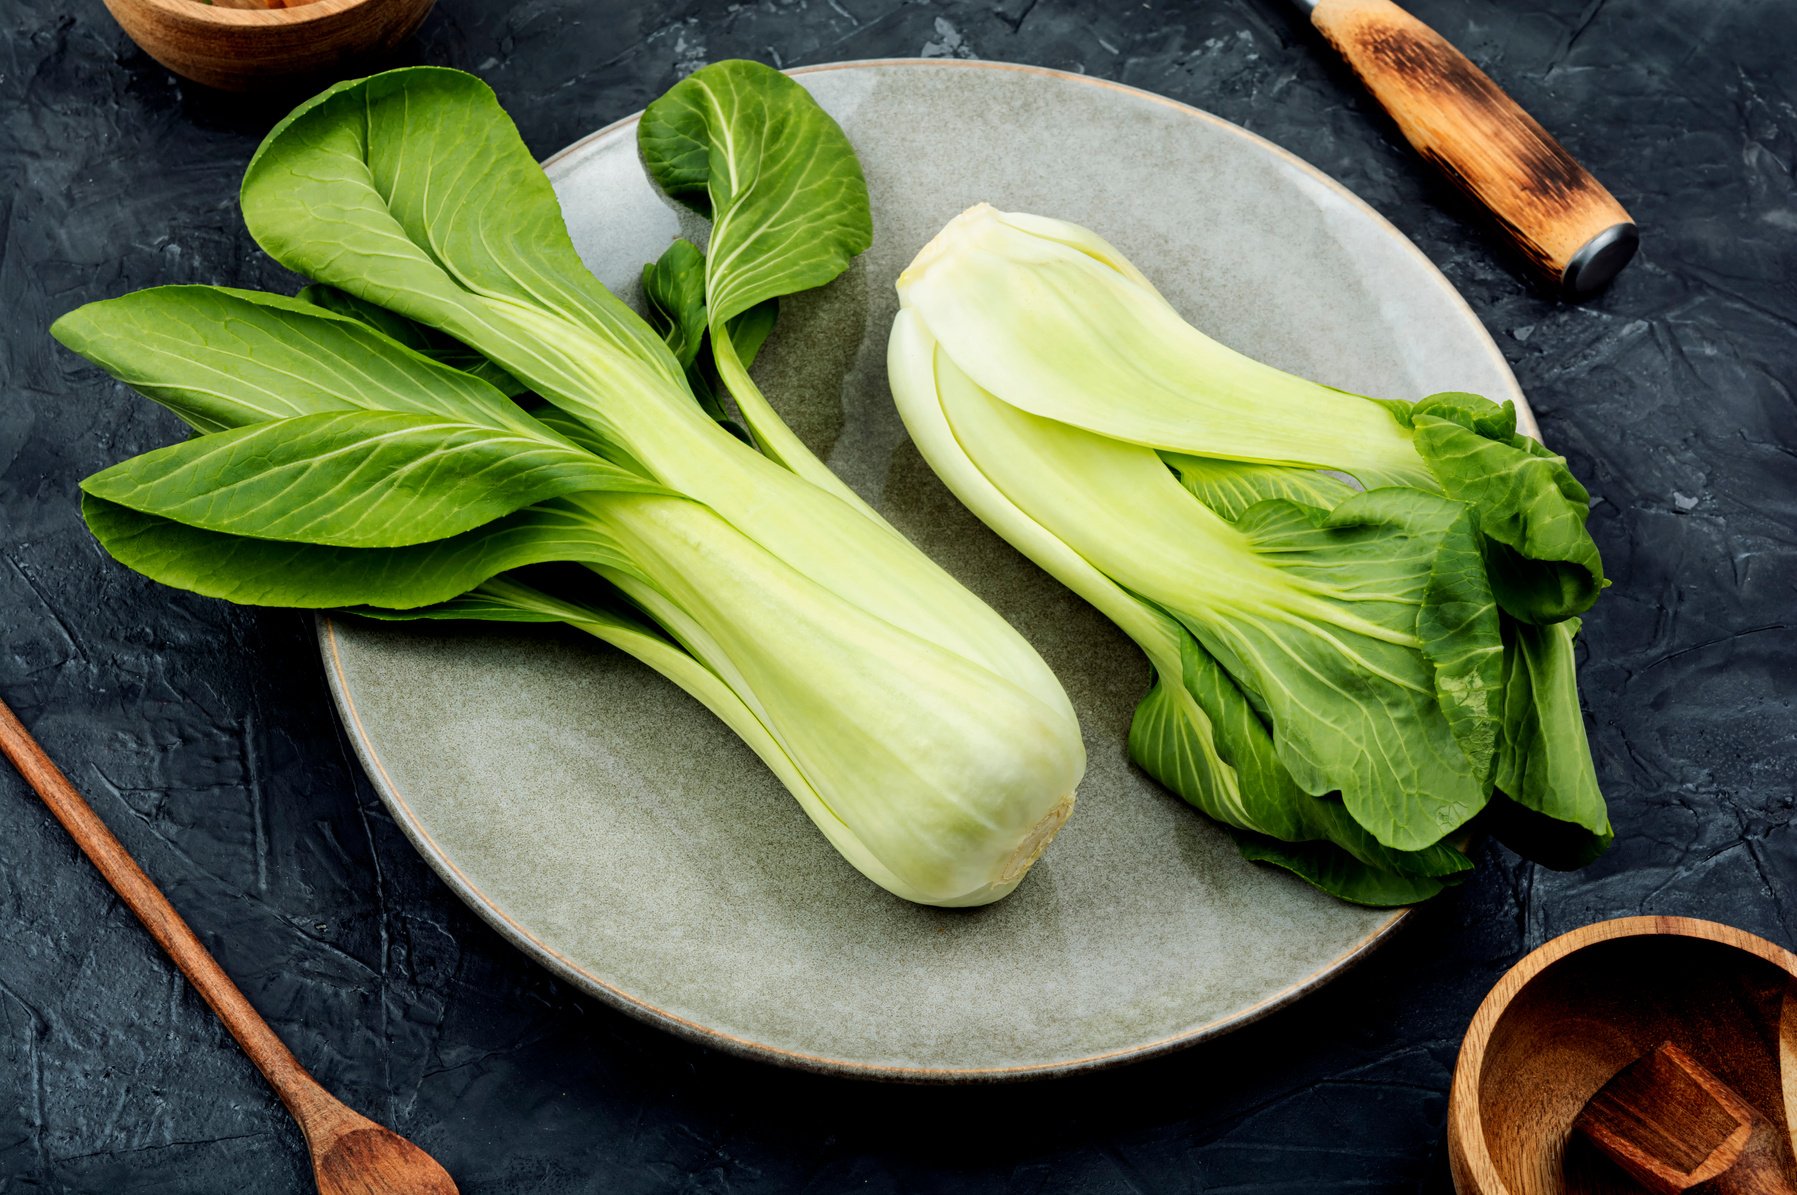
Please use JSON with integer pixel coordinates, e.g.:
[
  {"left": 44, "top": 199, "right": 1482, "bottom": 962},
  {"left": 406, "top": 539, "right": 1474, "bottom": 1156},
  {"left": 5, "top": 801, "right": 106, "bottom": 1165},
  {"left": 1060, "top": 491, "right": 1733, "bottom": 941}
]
[
  {"left": 103, "top": 0, "right": 435, "bottom": 93},
  {"left": 1448, "top": 916, "right": 1797, "bottom": 1194}
]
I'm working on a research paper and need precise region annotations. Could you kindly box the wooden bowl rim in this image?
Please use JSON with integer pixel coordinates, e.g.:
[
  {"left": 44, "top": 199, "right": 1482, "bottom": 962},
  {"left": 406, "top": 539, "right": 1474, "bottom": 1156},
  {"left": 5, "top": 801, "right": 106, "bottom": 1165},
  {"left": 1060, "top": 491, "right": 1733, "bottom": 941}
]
[
  {"left": 1449, "top": 915, "right": 1797, "bottom": 1195},
  {"left": 117, "top": 0, "right": 388, "bottom": 30}
]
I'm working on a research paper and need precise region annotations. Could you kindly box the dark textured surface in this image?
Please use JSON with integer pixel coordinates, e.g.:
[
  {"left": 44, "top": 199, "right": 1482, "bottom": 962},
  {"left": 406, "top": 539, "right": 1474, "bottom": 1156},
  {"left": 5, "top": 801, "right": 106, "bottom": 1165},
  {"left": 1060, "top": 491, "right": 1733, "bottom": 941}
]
[{"left": 1, "top": 0, "right": 1792, "bottom": 1190}]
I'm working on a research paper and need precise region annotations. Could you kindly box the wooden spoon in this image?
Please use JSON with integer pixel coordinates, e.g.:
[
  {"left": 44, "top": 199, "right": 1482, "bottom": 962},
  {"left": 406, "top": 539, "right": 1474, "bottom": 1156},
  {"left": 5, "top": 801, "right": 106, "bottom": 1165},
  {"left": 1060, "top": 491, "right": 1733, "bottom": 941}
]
[{"left": 0, "top": 696, "right": 457, "bottom": 1195}]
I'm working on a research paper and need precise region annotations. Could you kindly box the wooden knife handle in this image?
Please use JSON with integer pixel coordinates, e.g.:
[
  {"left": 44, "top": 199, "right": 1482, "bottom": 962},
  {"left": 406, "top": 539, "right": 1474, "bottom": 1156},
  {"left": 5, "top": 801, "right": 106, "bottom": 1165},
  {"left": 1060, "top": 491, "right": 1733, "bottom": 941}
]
[{"left": 1308, "top": 0, "right": 1637, "bottom": 297}]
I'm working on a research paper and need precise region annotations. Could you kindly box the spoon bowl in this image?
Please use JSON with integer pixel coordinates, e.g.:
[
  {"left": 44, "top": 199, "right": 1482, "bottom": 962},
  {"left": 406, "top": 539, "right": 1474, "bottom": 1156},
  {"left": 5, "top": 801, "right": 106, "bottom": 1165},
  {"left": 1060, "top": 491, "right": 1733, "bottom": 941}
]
[{"left": 308, "top": 1105, "right": 459, "bottom": 1195}]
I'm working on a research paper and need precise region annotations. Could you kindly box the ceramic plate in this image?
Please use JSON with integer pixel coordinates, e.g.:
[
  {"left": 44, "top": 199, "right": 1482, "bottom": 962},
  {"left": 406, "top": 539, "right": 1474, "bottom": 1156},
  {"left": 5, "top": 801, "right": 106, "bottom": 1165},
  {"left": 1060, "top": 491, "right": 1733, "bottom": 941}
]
[{"left": 322, "top": 60, "right": 1529, "bottom": 1080}]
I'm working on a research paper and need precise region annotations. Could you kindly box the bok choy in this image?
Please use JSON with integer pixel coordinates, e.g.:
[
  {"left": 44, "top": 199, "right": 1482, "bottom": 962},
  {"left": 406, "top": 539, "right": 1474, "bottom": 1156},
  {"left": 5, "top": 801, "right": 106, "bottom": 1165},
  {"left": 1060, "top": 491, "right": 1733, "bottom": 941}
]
[
  {"left": 51, "top": 67, "right": 1085, "bottom": 908},
  {"left": 889, "top": 204, "right": 1610, "bottom": 905}
]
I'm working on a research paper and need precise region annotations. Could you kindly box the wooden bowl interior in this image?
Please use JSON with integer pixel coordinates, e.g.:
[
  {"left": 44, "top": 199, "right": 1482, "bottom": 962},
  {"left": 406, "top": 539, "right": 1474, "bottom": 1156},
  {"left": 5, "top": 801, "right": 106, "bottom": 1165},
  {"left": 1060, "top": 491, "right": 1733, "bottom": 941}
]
[{"left": 1475, "top": 935, "right": 1797, "bottom": 1194}]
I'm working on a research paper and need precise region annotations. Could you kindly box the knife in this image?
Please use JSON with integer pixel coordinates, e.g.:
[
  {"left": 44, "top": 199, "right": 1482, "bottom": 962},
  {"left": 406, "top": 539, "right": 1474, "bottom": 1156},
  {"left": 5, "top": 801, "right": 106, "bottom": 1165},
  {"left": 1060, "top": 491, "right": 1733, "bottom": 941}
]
[{"left": 1290, "top": 0, "right": 1638, "bottom": 298}]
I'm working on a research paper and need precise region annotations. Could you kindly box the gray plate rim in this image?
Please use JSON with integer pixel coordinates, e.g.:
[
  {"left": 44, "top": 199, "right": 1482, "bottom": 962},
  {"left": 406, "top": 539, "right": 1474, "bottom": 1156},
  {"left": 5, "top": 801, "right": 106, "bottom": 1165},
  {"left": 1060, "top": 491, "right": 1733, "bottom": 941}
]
[{"left": 320, "top": 57, "right": 1529, "bottom": 1082}]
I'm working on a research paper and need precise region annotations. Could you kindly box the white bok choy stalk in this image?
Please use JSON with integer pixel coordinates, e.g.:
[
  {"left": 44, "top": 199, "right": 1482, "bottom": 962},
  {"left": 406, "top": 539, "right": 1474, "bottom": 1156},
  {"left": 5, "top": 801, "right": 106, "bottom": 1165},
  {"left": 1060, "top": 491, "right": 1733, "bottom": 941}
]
[
  {"left": 50, "top": 68, "right": 1084, "bottom": 908},
  {"left": 889, "top": 204, "right": 1610, "bottom": 906}
]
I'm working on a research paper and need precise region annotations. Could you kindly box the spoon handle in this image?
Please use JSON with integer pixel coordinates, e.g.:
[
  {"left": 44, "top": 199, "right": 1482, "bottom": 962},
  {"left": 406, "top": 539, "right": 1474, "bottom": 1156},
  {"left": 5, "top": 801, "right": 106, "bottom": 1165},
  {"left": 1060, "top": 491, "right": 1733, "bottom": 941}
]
[{"left": 0, "top": 697, "right": 331, "bottom": 1118}]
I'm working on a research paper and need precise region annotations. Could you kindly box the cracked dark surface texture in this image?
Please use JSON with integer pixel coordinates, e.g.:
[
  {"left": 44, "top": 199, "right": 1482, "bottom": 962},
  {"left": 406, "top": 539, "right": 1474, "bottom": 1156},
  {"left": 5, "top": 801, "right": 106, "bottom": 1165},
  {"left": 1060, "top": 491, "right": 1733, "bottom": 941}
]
[{"left": 2, "top": 0, "right": 1793, "bottom": 1190}]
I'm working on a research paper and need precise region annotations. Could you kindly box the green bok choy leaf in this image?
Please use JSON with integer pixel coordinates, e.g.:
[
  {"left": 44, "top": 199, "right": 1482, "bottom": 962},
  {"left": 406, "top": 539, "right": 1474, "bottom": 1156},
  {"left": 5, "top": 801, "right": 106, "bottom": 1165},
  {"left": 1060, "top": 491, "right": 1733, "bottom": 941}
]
[
  {"left": 639, "top": 58, "right": 873, "bottom": 498},
  {"left": 52, "top": 68, "right": 1084, "bottom": 909}
]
